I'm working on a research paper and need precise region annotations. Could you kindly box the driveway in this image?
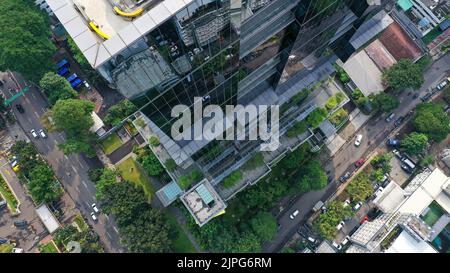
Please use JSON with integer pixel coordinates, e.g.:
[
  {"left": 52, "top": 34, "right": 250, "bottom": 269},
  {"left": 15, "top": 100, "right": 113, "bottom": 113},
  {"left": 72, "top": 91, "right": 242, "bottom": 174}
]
[
  {"left": 0, "top": 71, "right": 125, "bottom": 252},
  {"left": 263, "top": 53, "right": 450, "bottom": 252}
]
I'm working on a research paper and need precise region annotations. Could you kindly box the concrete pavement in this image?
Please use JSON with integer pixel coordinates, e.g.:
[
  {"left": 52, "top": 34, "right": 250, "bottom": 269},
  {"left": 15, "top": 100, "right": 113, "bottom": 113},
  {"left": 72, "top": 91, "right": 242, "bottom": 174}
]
[
  {"left": 263, "top": 53, "right": 450, "bottom": 252},
  {"left": 0, "top": 71, "right": 125, "bottom": 252}
]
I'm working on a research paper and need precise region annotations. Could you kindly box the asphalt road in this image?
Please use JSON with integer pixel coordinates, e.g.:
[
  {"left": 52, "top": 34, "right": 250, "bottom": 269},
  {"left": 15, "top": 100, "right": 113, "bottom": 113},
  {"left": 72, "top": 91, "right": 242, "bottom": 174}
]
[
  {"left": 0, "top": 71, "right": 125, "bottom": 253},
  {"left": 263, "top": 53, "right": 450, "bottom": 252}
]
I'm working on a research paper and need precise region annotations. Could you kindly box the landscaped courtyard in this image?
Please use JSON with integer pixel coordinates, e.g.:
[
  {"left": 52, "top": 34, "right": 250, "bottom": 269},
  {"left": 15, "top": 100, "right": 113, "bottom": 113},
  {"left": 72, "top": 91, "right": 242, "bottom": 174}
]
[
  {"left": 100, "top": 134, "right": 123, "bottom": 155},
  {"left": 0, "top": 176, "right": 19, "bottom": 214},
  {"left": 117, "top": 157, "right": 155, "bottom": 201},
  {"left": 421, "top": 201, "right": 445, "bottom": 227},
  {"left": 39, "top": 241, "right": 59, "bottom": 253}
]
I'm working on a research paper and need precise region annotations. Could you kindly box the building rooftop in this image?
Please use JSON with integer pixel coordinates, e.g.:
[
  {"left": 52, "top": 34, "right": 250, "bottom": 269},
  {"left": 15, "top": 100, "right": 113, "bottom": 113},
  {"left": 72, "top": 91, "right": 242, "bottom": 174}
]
[
  {"left": 47, "top": 0, "right": 192, "bottom": 68},
  {"left": 36, "top": 204, "right": 60, "bottom": 234},
  {"left": 342, "top": 50, "right": 386, "bottom": 97},
  {"left": 180, "top": 179, "right": 226, "bottom": 227},
  {"left": 373, "top": 181, "right": 407, "bottom": 213},
  {"left": 385, "top": 229, "right": 437, "bottom": 253}
]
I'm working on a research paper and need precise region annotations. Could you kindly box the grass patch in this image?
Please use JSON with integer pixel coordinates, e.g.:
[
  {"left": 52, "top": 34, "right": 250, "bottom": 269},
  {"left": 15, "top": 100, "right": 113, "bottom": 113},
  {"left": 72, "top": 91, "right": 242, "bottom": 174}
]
[
  {"left": 166, "top": 213, "right": 197, "bottom": 253},
  {"left": 421, "top": 201, "right": 445, "bottom": 226},
  {"left": 329, "top": 108, "right": 349, "bottom": 127},
  {"left": 0, "top": 175, "right": 18, "bottom": 214},
  {"left": 39, "top": 241, "right": 59, "bottom": 253},
  {"left": 100, "top": 134, "right": 122, "bottom": 155},
  {"left": 222, "top": 170, "right": 243, "bottom": 189},
  {"left": 117, "top": 157, "right": 155, "bottom": 201},
  {"left": 73, "top": 214, "right": 89, "bottom": 232},
  {"left": 0, "top": 243, "right": 14, "bottom": 253}
]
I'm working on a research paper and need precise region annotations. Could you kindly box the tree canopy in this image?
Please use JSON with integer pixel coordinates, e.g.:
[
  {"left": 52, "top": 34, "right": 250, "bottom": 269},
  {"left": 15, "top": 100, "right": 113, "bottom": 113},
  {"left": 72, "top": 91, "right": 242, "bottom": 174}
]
[
  {"left": 249, "top": 212, "right": 277, "bottom": 243},
  {"left": 370, "top": 93, "right": 399, "bottom": 113},
  {"left": 0, "top": 0, "right": 55, "bottom": 82},
  {"left": 382, "top": 59, "right": 424, "bottom": 91},
  {"left": 346, "top": 172, "right": 374, "bottom": 202},
  {"left": 314, "top": 201, "right": 354, "bottom": 240},
  {"left": 306, "top": 108, "right": 328, "bottom": 128},
  {"left": 413, "top": 103, "right": 450, "bottom": 142},
  {"left": 39, "top": 72, "right": 78, "bottom": 105},
  {"left": 297, "top": 160, "right": 327, "bottom": 192},
  {"left": 104, "top": 99, "right": 138, "bottom": 126},
  {"left": 401, "top": 132, "right": 428, "bottom": 156},
  {"left": 51, "top": 99, "right": 96, "bottom": 156}
]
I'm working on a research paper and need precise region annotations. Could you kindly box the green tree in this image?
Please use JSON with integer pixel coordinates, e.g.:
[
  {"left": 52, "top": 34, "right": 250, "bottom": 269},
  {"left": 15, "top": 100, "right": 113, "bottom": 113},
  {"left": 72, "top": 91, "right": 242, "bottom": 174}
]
[
  {"left": 95, "top": 169, "right": 118, "bottom": 200},
  {"left": 382, "top": 59, "right": 424, "bottom": 91},
  {"left": 282, "top": 144, "right": 311, "bottom": 170},
  {"left": 370, "top": 93, "right": 400, "bottom": 113},
  {"left": 0, "top": 0, "right": 55, "bottom": 82},
  {"left": 10, "top": 141, "right": 39, "bottom": 176},
  {"left": 314, "top": 201, "right": 354, "bottom": 240},
  {"left": 139, "top": 152, "right": 164, "bottom": 176},
  {"left": 413, "top": 103, "right": 450, "bottom": 142},
  {"left": 231, "top": 232, "right": 261, "bottom": 253},
  {"left": 297, "top": 160, "right": 327, "bottom": 192},
  {"left": 306, "top": 108, "right": 328, "bottom": 128},
  {"left": 98, "top": 179, "right": 173, "bottom": 252},
  {"left": 346, "top": 172, "right": 374, "bottom": 202},
  {"left": 51, "top": 99, "right": 96, "bottom": 156},
  {"left": 39, "top": 72, "right": 78, "bottom": 105},
  {"left": 250, "top": 212, "right": 277, "bottom": 242},
  {"left": 371, "top": 153, "right": 392, "bottom": 173},
  {"left": 27, "top": 163, "right": 62, "bottom": 204},
  {"left": 401, "top": 132, "right": 428, "bottom": 155},
  {"left": 104, "top": 100, "right": 138, "bottom": 126}
]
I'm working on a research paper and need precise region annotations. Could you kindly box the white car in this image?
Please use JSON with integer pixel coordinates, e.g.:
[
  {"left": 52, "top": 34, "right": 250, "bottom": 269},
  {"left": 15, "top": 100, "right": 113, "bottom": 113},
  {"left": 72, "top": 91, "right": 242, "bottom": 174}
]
[
  {"left": 39, "top": 129, "right": 47, "bottom": 138},
  {"left": 30, "top": 129, "right": 39, "bottom": 138},
  {"left": 336, "top": 220, "right": 345, "bottom": 230},
  {"left": 332, "top": 241, "right": 342, "bottom": 250},
  {"left": 90, "top": 212, "right": 98, "bottom": 222},
  {"left": 354, "top": 134, "right": 363, "bottom": 146},
  {"left": 91, "top": 203, "right": 99, "bottom": 214},
  {"left": 341, "top": 236, "right": 350, "bottom": 245},
  {"left": 436, "top": 80, "right": 447, "bottom": 90},
  {"left": 12, "top": 248, "right": 23, "bottom": 253},
  {"left": 353, "top": 201, "right": 363, "bottom": 211},
  {"left": 289, "top": 209, "right": 299, "bottom": 220},
  {"left": 343, "top": 199, "right": 351, "bottom": 207}
]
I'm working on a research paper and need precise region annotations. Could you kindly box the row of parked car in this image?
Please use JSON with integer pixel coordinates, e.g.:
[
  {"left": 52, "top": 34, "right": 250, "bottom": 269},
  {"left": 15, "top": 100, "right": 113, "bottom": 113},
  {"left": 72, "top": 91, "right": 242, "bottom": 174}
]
[{"left": 56, "top": 59, "right": 90, "bottom": 90}]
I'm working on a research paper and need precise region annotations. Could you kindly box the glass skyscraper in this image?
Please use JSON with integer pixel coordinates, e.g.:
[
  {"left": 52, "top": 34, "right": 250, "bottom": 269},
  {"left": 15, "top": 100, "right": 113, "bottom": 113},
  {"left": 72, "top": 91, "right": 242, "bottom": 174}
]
[{"left": 48, "top": 0, "right": 379, "bottom": 226}]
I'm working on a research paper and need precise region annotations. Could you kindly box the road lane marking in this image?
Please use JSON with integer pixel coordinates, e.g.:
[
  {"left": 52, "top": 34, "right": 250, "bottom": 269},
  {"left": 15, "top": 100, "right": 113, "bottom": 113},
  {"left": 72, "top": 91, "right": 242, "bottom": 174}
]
[
  {"left": 106, "top": 232, "right": 113, "bottom": 239},
  {"left": 105, "top": 214, "right": 109, "bottom": 220},
  {"left": 113, "top": 227, "right": 119, "bottom": 234},
  {"left": 64, "top": 155, "right": 68, "bottom": 160},
  {"left": 71, "top": 165, "right": 78, "bottom": 174},
  {"left": 34, "top": 111, "right": 39, "bottom": 118},
  {"left": 27, "top": 117, "right": 32, "bottom": 123},
  {"left": 82, "top": 180, "right": 88, "bottom": 189}
]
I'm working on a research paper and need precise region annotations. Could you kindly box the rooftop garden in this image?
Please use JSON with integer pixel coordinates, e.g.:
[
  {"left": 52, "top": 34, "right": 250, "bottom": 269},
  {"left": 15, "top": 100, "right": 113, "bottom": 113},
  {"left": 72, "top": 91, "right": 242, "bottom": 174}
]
[
  {"left": 117, "top": 156, "right": 155, "bottom": 202},
  {"left": 100, "top": 133, "right": 123, "bottom": 155}
]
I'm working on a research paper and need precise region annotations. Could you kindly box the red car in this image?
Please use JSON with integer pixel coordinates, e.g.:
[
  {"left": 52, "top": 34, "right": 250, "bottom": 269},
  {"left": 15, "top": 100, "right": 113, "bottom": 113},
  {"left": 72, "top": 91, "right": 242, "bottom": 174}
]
[
  {"left": 360, "top": 215, "right": 369, "bottom": 225},
  {"left": 355, "top": 157, "right": 366, "bottom": 168}
]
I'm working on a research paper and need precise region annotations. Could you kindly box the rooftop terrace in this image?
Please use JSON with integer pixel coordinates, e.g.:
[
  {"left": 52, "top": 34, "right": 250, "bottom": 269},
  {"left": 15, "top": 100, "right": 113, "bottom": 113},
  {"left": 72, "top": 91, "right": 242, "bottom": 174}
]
[{"left": 47, "top": 0, "right": 192, "bottom": 68}]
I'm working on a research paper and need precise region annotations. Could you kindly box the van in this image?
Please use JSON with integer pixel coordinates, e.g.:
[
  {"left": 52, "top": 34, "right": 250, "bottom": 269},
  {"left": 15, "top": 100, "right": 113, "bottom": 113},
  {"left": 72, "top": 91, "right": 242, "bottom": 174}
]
[
  {"left": 385, "top": 113, "right": 395, "bottom": 122},
  {"left": 0, "top": 200, "right": 7, "bottom": 209},
  {"left": 402, "top": 158, "right": 416, "bottom": 170}
]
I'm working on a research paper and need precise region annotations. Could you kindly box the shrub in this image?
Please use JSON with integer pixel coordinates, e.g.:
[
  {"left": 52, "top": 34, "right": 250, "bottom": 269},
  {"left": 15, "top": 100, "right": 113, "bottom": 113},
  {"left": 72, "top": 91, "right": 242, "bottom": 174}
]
[
  {"left": 165, "top": 159, "right": 177, "bottom": 172},
  {"left": 149, "top": 136, "right": 160, "bottom": 147},
  {"left": 286, "top": 121, "right": 308, "bottom": 138},
  {"left": 222, "top": 170, "right": 243, "bottom": 188}
]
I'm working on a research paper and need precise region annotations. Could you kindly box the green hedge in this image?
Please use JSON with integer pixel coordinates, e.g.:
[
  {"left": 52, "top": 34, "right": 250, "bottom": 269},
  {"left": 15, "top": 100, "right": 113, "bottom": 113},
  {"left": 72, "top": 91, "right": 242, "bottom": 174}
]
[{"left": 222, "top": 170, "right": 243, "bottom": 189}]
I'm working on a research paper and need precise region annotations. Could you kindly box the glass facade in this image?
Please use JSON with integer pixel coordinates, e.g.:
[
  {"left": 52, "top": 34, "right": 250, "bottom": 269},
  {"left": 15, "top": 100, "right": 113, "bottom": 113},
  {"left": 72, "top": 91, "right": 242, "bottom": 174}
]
[{"left": 97, "top": 0, "right": 370, "bottom": 185}]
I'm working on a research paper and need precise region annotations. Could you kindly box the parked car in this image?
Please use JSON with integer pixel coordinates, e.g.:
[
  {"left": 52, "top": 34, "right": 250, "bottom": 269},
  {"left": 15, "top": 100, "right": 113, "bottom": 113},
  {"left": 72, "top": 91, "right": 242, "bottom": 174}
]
[
  {"left": 15, "top": 104, "right": 24, "bottom": 113},
  {"left": 289, "top": 209, "right": 299, "bottom": 220},
  {"left": 342, "top": 236, "right": 350, "bottom": 245},
  {"left": 0, "top": 237, "right": 8, "bottom": 244},
  {"left": 12, "top": 248, "right": 23, "bottom": 253},
  {"left": 336, "top": 221, "right": 345, "bottom": 230},
  {"left": 13, "top": 220, "right": 28, "bottom": 228},
  {"left": 436, "top": 80, "right": 448, "bottom": 90},
  {"left": 339, "top": 172, "right": 351, "bottom": 183},
  {"left": 343, "top": 199, "right": 351, "bottom": 207},
  {"left": 355, "top": 157, "right": 366, "bottom": 168},
  {"left": 0, "top": 200, "right": 7, "bottom": 209},
  {"left": 387, "top": 138, "right": 401, "bottom": 147},
  {"left": 394, "top": 116, "right": 405, "bottom": 127},
  {"left": 375, "top": 186, "right": 384, "bottom": 197},
  {"left": 360, "top": 215, "right": 369, "bottom": 225},
  {"left": 392, "top": 149, "right": 402, "bottom": 159},
  {"left": 90, "top": 212, "right": 98, "bottom": 222},
  {"left": 385, "top": 112, "right": 395, "bottom": 122},
  {"left": 421, "top": 92, "right": 432, "bottom": 102},
  {"left": 39, "top": 129, "right": 47, "bottom": 138},
  {"left": 332, "top": 241, "right": 342, "bottom": 250},
  {"left": 354, "top": 134, "right": 363, "bottom": 146},
  {"left": 401, "top": 163, "right": 414, "bottom": 174},
  {"left": 30, "top": 129, "right": 39, "bottom": 139},
  {"left": 353, "top": 201, "right": 363, "bottom": 211},
  {"left": 91, "top": 203, "right": 99, "bottom": 214}
]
